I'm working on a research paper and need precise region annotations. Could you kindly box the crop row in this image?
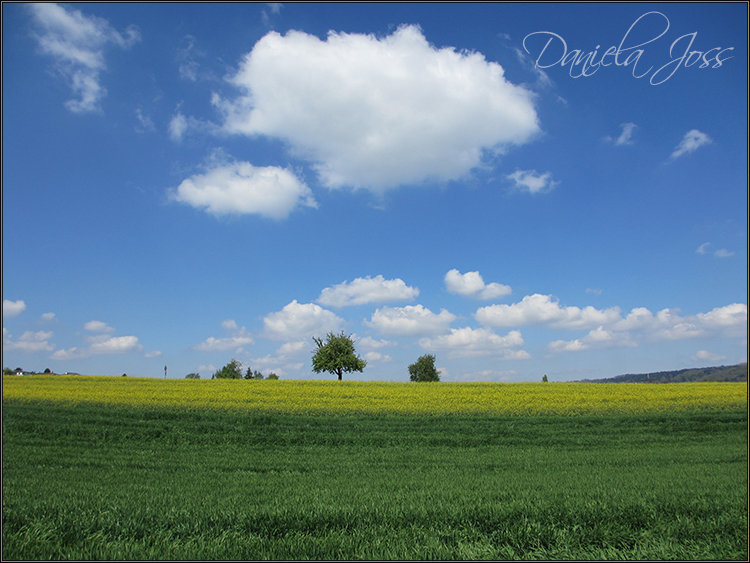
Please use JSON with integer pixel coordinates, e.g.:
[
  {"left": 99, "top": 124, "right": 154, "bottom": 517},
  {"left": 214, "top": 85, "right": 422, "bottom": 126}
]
[{"left": 3, "top": 375, "right": 746, "bottom": 416}]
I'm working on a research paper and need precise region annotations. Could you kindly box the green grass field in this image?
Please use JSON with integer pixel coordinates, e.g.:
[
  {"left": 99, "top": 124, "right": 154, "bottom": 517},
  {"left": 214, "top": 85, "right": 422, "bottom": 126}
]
[{"left": 3, "top": 389, "right": 747, "bottom": 560}]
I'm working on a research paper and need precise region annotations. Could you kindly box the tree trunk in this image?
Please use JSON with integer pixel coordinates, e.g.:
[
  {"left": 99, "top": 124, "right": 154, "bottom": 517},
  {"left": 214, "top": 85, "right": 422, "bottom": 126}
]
[{"left": 337, "top": 368, "right": 342, "bottom": 381}]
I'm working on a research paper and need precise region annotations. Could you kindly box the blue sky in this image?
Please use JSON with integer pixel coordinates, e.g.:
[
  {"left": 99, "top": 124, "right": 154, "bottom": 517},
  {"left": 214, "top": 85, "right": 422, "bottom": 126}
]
[{"left": 3, "top": 3, "right": 747, "bottom": 381}]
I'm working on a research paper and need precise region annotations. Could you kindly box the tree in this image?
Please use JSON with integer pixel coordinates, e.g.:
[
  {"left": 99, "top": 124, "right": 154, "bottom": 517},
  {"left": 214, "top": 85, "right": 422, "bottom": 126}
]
[
  {"left": 2, "top": 368, "right": 13, "bottom": 376},
  {"left": 408, "top": 354, "right": 440, "bottom": 382},
  {"left": 267, "top": 372, "right": 279, "bottom": 380},
  {"left": 213, "top": 359, "right": 243, "bottom": 379},
  {"left": 185, "top": 372, "right": 200, "bottom": 379},
  {"left": 312, "top": 331, "right": 366, "bottom": 381},
  {"left": 542, "top": 374, "right": 548, "bottom": 382}
]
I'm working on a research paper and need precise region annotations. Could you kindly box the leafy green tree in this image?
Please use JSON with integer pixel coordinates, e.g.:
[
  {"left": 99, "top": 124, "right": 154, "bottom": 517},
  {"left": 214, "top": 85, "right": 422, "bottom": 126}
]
[
  {"left": 542, "top": 374, "right": 548, "bottom": 382},
  {"left": 2, "top": 368, "right": 13, "bottom": 376},
  {"left": 408, "top": 354, "right": 440, "bottom": 382},
  {"left": 213, "top": 359, "right": 243, "bottom": 379},
  {"left": 312, "top": 331, "right": 366, "bottom": 381},
  {"left": 266, "top": 372, "right": 279, "bottom": 380},
  {"left": 185, "top": 372, "right": 200, "bottom": 379}
]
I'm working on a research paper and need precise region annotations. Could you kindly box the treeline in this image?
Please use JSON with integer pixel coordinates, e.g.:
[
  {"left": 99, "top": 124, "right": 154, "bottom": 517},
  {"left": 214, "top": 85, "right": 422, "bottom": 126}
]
[
  {"left": 580, "top": 363, "right": 747, "bottom": 383},
  {"left": 186, "top": 359, "right": 278, "bottom": 380}
]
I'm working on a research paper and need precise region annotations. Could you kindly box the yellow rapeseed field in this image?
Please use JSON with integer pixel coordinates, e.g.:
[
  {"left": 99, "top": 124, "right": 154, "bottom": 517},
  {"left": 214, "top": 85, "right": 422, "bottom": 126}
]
[{"left": 3, "top": 374, "right": 746, "bottom": 416}]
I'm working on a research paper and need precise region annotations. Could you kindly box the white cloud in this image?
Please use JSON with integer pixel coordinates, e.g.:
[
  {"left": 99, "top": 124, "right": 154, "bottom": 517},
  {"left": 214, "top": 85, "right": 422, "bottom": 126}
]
[
  {"left": 696, "top": 243, "right": 734, "bottom": 258},
  {"left": 41, "top": 312, "right": 56, "bottom": 321},
  {"left": 28, "top": 3, "right": 140, "bottom": 114},
  {"left": 170, "top": 156, "right": 317, "bottom": 220},
  {"left": 364, "top": 304, "right": 456, "bottom": 337},
  {"left": 177, "top": 35, "right": 204, "bottom": 82},
  {"left": 275, "top": 340, "right": 307, "bottom": 356},
  {"left": 89, "top": 335, "right": 142, "bottom": 354},
  {"left": 145, "top": 350, "right": 162, "bottom": 358},
  {"left": 167, "top": 109, "right": 219, "bottom": 143},
  {"left": 475, "top": 294, "right": 621, "bottom": 330},
  {"left": 364, "top": 351, "right": 393, "bottom": 363},
  {"left": 213, "top": 24, "right": 540, "bottom": 193},
  {"left": 695, "top": 303, "right": 747, "bottom": 330},
  {"left": 194, "top": 319, "right": 254, "bottom": 351},
  {"left": 3, "top": 299, "right": 26, "bottom": 318},
  {"left": 356, "top": 336, "right": 396, "bottom": 349},
  {"left": 549, "top": 303, "right": 747, "bottom": 354},
  {"left": 670, "top": 129, "right": 712, "bottom": 160},
  {"left": 444, "top": 269, "right": 511, "bottom": 300},
  {"left": 692, "top": 350, "right": 726, "bottom": 363},
  {"left": 419, "top": 327, "right": 528, "bottom": 359},
  {"left": 168, "top": 112, "right": 189, "bottom": 142},
  {"left": 263, "top": 300, "right": 344, "bottom": 341},
  {"left": 317, "top": 275, "right": 419, "bottom": 307},
  {"left": 135, "top": 107, "right": 155, "bottom": 133},
  {"left": 603, "top": 122, "right": 637, "bottom": 146},
  {"left": 3, "top": 330, "right": 55, "bottom": 353},
  {"left": 548, "top": 326, "right": 636, "bottom": 353},
  {"left": 586, "top": 288, "right": 603, "bottom": 296},
  {"left": 50, "top": 321, "right": 142, "bottom": 359},
  {"left": 84, "top": 320, "right": 115, "bottom": 333},
  {"left": 50, "top": 347, "right": 86, "bottom": 360},
  {"left": 506, "top": 169, "right": 557, "bottom": 194}
]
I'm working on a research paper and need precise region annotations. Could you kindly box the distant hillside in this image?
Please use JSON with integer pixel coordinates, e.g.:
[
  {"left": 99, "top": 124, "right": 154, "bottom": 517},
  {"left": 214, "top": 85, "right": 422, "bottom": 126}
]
[{"left": 580, "top": 363, "right": 747, "bottom": 383}]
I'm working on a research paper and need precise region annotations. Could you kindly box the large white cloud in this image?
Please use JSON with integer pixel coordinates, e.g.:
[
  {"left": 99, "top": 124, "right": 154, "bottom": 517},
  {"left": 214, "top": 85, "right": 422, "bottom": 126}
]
[
  {"left": 170, "top": 158, "right": 317, "bottom": 220},
  {"left": 317, "top": 275, "right": 419, "bottom": 308},
  {"left": 28, "top": 3, "right": 140, "bottom": 114},
  {"left": 3, "top": 299, "right": 26, "bottom": 318},
  {"left": 475, "top": 294, "right": 621, "bottom": 330},
  {"left": 444, "top": 269, "right": 511, "bottom": 300},
  {"left": 419, "top": 326, "right": 529, "bottom": 359},
  {"left": 213, "top": 24, "right": 540, "bottom": 192},
  {"left": 3, "top": 330, "right": 55, "bottom": 353},
  {"left": 364, "top": 304, "right": 456, "bottom": 337},
  {"left": 263, "top": 300, "right": 344, "bottom": 341},
  {"left": 549, "top": 303, "right": 747, "bottom": 353}
]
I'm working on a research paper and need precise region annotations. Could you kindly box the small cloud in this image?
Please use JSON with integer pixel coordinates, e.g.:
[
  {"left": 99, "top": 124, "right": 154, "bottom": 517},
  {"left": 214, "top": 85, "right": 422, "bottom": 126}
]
[
  {"left": 317, "top": 275, "right": 419, "bottom": 308},
  {"left": 365, "top": 304, "right": 456, "bottom": 337},
  {"left": 135, "top": 107, "right": 155, "bottom": 133},
  {"left": 177, "top": 35, "right": 204, "bottom": 82},
  {"left": 194, "top": 319, "right": 254, "bottom": 351},
  {"left": 261, "top": 3, "right": 283, "bottom": 26},
  {"left": 696, "top": 242, "right": 711, "bottom": 254},
  {"left": 145, "top": 350, "right": 162, "bottom": 358},
  {"left": 41, "top": 312, "right": 56, "bottom": 321},
  {"left": 170, "top": 152, "right": 317, "bottom": 220},
  {"left": 3, "top": 299, "right": 26, "bottom": 318},
  {"left": 364, "top": 351, "right": 393, "bottom": 363},
  {"left": 692, "top": 350, "right": 726, "bottom": 363},
  {"left": 445, "top": 269, "right": 511, "bottom": 300},
  {"left": 3, "top": 330, "right": 55, "bottom": 353},
  {"left": 670, "top": 129, "right": 712, "bottom": 160},
  {"left": 28, "top": 3, "right": 140, "bottom": 114},
  {"left": 714, "top": 248, "right": 735, "bottom": 258},
  {"left": 586, "top": 288, "right": 603, "bottom": 296},
  {"left": 89, "top": 335, "right": 142, "bottom": 354},
  {"left": 506, "top": 169, "right": 558, "bottom": 195},
  {"left": 603, "top": 122, "right": 637, "bottom": 146},
  {"left": 84, "top": 320, "right": 115, "bottom": 333}
]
